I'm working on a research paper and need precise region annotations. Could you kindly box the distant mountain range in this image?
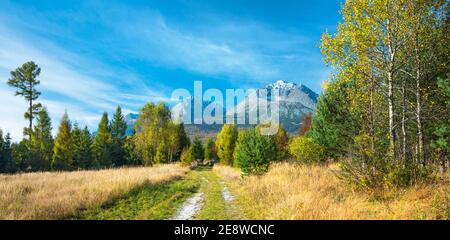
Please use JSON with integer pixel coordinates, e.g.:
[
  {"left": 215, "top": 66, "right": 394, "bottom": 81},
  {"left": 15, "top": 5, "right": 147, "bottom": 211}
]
[{"left": 124, "top": 80, "right": 318, "bottom": 137}]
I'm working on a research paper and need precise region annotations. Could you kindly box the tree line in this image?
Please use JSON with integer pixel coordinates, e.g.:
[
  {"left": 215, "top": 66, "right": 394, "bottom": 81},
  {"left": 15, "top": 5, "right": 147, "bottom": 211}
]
[{"left": 0, "top": 62, "right": 191, "bottom": 173}]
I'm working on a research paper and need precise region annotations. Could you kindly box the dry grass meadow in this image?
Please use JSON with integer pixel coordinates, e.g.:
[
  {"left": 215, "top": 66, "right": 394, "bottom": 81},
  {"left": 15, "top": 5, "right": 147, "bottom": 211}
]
[
  {"left": 214, "top": 163, "right": 450, "bottom": 220},
  {"left": 0, "top": 164, "right": 189, "bottom": 219}
]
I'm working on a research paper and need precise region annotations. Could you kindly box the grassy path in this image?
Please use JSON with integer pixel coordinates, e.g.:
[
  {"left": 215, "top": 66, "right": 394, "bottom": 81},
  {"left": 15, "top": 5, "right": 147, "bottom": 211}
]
[
  {"left": 75, "top": 177, "right": 199, "bottom": 220},
  {"left": 74, "top": 166, "right": 245, "bottom": 220},
  {"left": 193, "top": 167, "right": 244, "bottom": 220}
]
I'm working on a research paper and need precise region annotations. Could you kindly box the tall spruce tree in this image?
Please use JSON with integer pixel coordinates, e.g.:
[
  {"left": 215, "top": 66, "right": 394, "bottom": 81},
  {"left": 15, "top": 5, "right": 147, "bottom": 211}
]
[
  {"left": 192, "top": 137, "right": 204, "bottom": 162},
  {"left": 12, "top": 140, "right": 31, "bottom": 171},
  {"left": 310, "top": 82, "right": 360, "bottom": 159},
  {"left": 204, "top": 138, "right": 216, "bottom": 161},
  {"left": 31, "top": 107, "right": 53, "bottom": 171},
  {"left": 176, "top": 123, "right": 190, "bottom": 160},
  {"left": 0, "top": 130, "right": 14, "bottom": 173},
  {"left": 93, "top": 112, "right": 112, "bottom": 167},
  {"left": 124, "top": 136, "right": 140, "bottom": 165},
  {"left": 234, "top": 127, "right": 276, "bottom": 176},
  {"left": 7, "top": 61, "right": 42, "bottom": 140},
  {"left": 110, "top": 106, "right": 127, "bottom": 166},
  {"left": 51, "top": 112, "right": 73, "bottom": 171},
  {"left": 72, "top": 125, "right": 94, "bottom": 169}
]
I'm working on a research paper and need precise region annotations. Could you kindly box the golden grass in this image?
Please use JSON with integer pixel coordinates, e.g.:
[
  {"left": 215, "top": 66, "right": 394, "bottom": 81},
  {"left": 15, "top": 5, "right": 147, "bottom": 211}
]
[
  {"left": 214, "top": 163, "right": 450, "bottom": 220},
  {"left": 0, "top": 164, "right": 189, "bottom": 220}
]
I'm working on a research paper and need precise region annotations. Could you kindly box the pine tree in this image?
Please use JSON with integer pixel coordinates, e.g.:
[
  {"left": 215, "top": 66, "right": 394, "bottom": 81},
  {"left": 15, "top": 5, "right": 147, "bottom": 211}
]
[
  {"left": 111, "top": 106, "right": 127, "bottom": 140},
  {"left": 432, "top": 75, "right": 450, "bottom": 172},
  {"left": 11, "top": 140, "right": 30, "bottom": 171},
  {"left": 0, "top": 130, "right": 14, "bottom": 173},
  {"left": 51, "top": 112, "right": 73, "bottom": 171},
  {"left": 124, "top": 136, "right": 140, "bottom": 165},
  {"left": 0, "top": 130, "right": 6, "bottom": 172},
  {"left": 175, "top": 123, "right": 190, "bottom": 160},
  {"left": 7, "top": 61, "right": 42, "bottom": 140},
  {"left": 192, "top": 137, "right": 204, "bottom": 162},
  {"left": 110, "top": 106, "right": 127, "bottom": 166},
  {"left": 204, "top": 138, "right": 216, "bottom": 161},
  {"left": 215, "top": 124, "right": 237, "bottom": 166},
  {"left": 309, "top": 82, "right": 360, "bottom": 159},
  {"left": 31, "top": 107, "right": 53, "bottom": 171},
  {"left": 234, "top": 127, "right": 276, "bottom": 176},
  {"left": 177, "top": 123, "right": 190, "bottom": 150},
  {"left": 93, "top": 112, "right": 112, "bottom": 167},
  {"left": 72, "top": 125, "right": 94, "bottom": 169}
]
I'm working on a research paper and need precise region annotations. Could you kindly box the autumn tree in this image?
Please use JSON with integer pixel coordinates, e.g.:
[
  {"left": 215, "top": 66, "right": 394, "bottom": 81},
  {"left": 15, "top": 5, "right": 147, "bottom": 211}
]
[
  {"left": 134, "top": 103, "right": 185, "bottom": 165},
  {"left": 180, "top": 147, "right": 194, "bottom": 166},
  {"left": 320, "top": 0, "right": 449, "bottom": 187},
  {"left": 215, "top": 124, "right": 238, "bottom": 166},
  {"left": 289, "top": 136, "right": 326, "bottom": 164},
  {"left": 51, "top": 112, "right": 73, "bottom": 171},
  {"left": 298, "top": 114, "right": 312, "bottom": 136},
  {"left": 274, "top": 127, "right": 289, "bottom": 161},
  {"left": 155, "top": 141, "right": 168, "bottom": 164}
]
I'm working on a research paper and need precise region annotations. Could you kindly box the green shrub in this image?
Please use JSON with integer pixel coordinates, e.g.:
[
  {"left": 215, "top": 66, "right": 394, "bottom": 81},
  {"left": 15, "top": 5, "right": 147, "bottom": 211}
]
[
  {"left": 340, "top": 157, "right": 433, "bottom": 191},
  {"left": 288, "top": 136, "right": 326, "bottom": 164},
  {"left": 234, "top": 128, "right": 276, "bottom": 176},
  {"left": 338, "top": 135, "right": 433, "bottom": 190}
]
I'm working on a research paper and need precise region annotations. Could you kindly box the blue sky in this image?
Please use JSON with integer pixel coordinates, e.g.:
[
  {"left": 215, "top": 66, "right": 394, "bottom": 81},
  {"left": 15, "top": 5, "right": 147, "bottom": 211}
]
[{"left": 0, "top": 0, "right": 342, "bottom": 140}]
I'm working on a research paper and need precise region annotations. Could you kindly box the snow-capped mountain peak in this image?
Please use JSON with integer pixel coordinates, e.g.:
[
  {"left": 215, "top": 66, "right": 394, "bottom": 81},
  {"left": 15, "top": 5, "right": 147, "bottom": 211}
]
[
  {"left": 266, "top": 80, "right": 297, "bottom": 90},
  {"left": 124, "top": 80, "right": 319, "bottom": 135}
]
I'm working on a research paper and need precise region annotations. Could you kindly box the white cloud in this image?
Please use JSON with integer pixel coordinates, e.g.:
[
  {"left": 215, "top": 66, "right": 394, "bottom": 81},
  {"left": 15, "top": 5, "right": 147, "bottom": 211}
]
[
  {"left": 85, "top": 8, "right": 305, "bottom": 83},
  {"left": 0, "top": 2, "right": 330, "bottom": 141}
]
